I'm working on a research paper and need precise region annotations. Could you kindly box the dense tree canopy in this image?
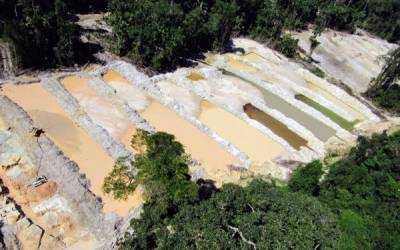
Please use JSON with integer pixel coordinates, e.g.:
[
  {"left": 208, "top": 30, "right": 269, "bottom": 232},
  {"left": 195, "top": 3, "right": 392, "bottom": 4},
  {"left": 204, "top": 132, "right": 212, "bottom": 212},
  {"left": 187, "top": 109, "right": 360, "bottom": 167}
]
[
  {"left": 1, "top": 0, "right": 398, "bottom": 70},
  {"left": 108, "top": 0, "right": 400, "bottom": 71},
  {"left": 290, "top": 131, "right": 400, "bottom": 249},
  {"left": 121, "top": 180, "right": 340, "bottom": 250},
  {"left": 366, "top": 47, "right": 400, "bottom": 115},
  {"left": 107, "top": 0, "right": 240, "bottom": 71},
  {"left": 0, "top": 0, "right": 84, "bottom": 68}
]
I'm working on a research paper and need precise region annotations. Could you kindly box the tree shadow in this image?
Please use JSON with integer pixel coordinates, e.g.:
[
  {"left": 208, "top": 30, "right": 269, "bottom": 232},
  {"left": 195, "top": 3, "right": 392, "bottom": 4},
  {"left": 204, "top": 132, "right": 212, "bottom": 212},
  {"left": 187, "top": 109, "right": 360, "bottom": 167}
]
[{"left": 197, "top": 179, "right": 218, "bottom": 200}]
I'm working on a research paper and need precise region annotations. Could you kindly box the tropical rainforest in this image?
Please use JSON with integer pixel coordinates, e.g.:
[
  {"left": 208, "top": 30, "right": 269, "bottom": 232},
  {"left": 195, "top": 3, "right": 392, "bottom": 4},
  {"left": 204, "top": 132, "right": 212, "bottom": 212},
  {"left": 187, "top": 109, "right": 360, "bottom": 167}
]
[
  {"left": 108, "top": 0, "right": 400, "bottom": 71},
  {"left": 1, "top": 0, "right": 399, "bottom": 70}
]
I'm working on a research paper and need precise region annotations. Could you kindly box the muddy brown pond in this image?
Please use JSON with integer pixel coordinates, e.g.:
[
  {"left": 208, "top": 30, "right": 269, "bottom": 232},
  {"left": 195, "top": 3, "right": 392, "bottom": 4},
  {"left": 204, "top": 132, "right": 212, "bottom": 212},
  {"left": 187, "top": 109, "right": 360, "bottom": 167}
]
[{"left": 243, "top": 103, "right": 308, "bottom": 150}]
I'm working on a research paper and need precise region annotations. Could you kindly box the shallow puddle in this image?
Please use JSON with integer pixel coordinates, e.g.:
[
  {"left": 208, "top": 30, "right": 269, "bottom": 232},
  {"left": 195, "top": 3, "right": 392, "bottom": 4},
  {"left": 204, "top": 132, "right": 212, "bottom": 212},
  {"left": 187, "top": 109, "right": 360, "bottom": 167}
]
[
  {"left": 102, "top": 71, "right": 150, "bottom": 112},
  {"left": 243, "top": 103, "right": 307, "bottom": 150},
  {"left": 198, "top": 101, "right": 285, "bottom": 165},
  {"left": 2, "top": 83, "right": 141, "bottom": 216},
  {"left": 221, "top": 69, "right": 337, "bottom": 142},
  {"left": 187, "top": 71, "right": 206, "bottom": 81},
  {"left": 103, "top": 70, "right": 129, "bottom": 84},
  {"left": 62, "top": 76, "right": 137, "bottom": 151},
  {"left": 140, "top": 101, "right": 240, "bottom": 185}
]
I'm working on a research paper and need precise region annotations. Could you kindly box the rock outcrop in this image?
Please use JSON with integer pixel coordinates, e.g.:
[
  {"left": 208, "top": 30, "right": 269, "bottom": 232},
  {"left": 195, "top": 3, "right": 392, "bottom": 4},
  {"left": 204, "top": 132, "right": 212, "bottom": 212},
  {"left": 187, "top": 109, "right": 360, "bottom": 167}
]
[
  {"left": 0, "top": 96, "right": 120, "bottom": 245},
  {"left": 0, "top": 42, "right": 16, "bottom": 79}
]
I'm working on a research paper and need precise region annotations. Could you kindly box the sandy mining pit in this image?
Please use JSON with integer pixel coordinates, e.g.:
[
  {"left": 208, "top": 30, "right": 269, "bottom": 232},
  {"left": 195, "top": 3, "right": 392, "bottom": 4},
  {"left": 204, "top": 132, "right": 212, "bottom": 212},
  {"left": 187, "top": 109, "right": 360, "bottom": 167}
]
[
  {"left": 205, "top": 38, "right": 380, "bottom": 144},
  {"left": 0, "top": 28, "right": 395, "bottom": 249},
  {"left": 62, "top": 75, "right": 137, "bottom": 152},
  {"left": 103, "top": 71, "right": 243, "bottom": 186},
  {"left": 233, "top": 50, "right": 364, "bottom": 123},
  {"left": 2, "top": 83, "right": 142, "bottom": 217}
]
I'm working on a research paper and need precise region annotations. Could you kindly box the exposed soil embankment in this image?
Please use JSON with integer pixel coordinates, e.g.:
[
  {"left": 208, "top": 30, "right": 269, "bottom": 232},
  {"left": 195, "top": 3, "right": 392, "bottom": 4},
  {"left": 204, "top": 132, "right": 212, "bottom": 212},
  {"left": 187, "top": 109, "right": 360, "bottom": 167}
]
[
  {"left": 107, "top": 61, "right": 252, "bottom": 168},
  {"left": 0, "top": 96, "right": 118, "bottom": 243},
  {"left": 87, "top": 76, "right": 155, "bottom": 133},
  {"left": 41, "top": 77, "right": 133, "bottom": 160}
]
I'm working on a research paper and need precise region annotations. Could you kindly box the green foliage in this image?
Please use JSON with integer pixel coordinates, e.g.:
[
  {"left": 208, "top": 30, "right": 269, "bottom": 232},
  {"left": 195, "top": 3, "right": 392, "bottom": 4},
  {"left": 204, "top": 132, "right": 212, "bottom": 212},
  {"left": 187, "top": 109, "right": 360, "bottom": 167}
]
[
  {"left": 369, "top": 47, "right": 400, "bottom": 91},
  {"left": 337, "top": 210, "right": 371, "bottom": 250},
  {"left": 103, "top": 131, "right": 197, "bottom": 206},
  {"left": 206, "top": 0, "right": 239, "bottom": 52},
  {"left": 274, "top": 34, "right": 299, "bottom": 58},
  {"left": 121, "top": 180, "right": 340, "bottom": 249},
  {"left": 319, "top": 132, "right": 400, "bottom": 249},
  {"left": 118, "top": 129, "right": 400, "bottom": 249},
  {"left": 108, "top": 0, "right": 238, "bottom": 71},
  {"left": 288, "top": 160, "right": 323, "bottom": 195},
  {"left": 103, "top": 157, "right": 136, "bottom": 200},
  {"left": 251, "top": 0, "right": 283, "bottom": 40},
  {"left": 0, "top": 0, "right": 84, "bottom": 68},
  {"left": 289, "top": 132, "right": 400, "bottom": 249},
  {"left": 367, "top": 84, "right": 400, "bottom": 115},
  {"left": 366, "top": 47, "right": 400, "bottom": 115},
  {"left": 310, "top": 66, "right": 325, "bottom": 78},
  {"left": 107, "top": 0, "right": 400, "bottom": 71}
]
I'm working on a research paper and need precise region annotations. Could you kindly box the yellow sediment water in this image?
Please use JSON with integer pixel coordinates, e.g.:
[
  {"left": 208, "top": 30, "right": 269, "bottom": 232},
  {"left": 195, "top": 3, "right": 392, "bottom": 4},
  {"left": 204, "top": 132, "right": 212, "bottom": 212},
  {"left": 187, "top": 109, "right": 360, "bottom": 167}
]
[
  {"left": 226, "top": 56, "right": 258, "bottom": 73},
  {"left": 103, "top": 70, "right": 129, "bottom": 84},
  {"left": 240, "top": 49, "right": 365, "bottom": 121},
  {"left": 198, "top": 101, "right": 285, "bottom": 165},
  {"left": 243, "top": 52, "right": 266, "bottom": 63},
  {"left": 62, "top": 76, "right": 137, "bottom": 152},
  {"left": 306, "top": 80, "right": 365, "bottom": 121},
  {"left": 225, "top": 56, "right": 273, "bottom": 83},
  {"left": 103, "top": 70, "right": 241, "bottom": 184},
  {"left": 140, "top": 101, "right": 241, "bottom": 186},
  {"left": 2, "top": 83, "right": 142, "bottom": 217},
  {"left": 187, "top": 72, "right": 206, "bottom": 81}
]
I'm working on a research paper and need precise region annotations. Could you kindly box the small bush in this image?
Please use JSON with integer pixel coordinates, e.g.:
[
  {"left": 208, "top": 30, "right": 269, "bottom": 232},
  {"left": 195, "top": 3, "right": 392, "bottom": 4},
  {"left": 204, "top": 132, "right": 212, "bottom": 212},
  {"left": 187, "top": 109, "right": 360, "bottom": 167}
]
[
  {"left": 310, "top": 67, "right": 325, "bottom": 78},
  {"left": 288, "top": 160, "right": 323, "bottom": 195},
  {"left": 367, "top": 84, "right": 400, "bottom": 115},
  {"left": 274, "top": 34, "right": 299, "bottom": 58}
]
